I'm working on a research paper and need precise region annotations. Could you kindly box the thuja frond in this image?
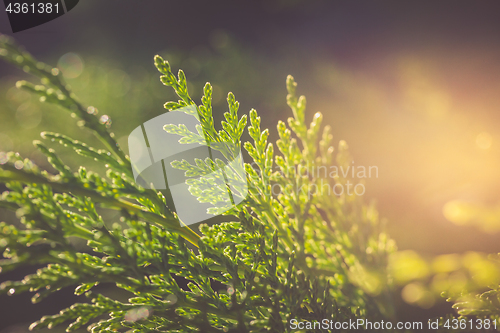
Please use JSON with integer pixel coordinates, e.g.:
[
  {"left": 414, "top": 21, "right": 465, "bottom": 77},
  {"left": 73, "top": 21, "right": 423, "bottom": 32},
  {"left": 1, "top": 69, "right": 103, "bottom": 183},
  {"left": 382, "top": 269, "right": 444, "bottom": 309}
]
[
  {"left": 154, "top": 56, "right": 397, "bottom": 316},
  {"left": 1, "top": 35, "right": 396, "bottom": 333},
  {"left": 0, "top": 35, "right": 127, "bottom": 166}
]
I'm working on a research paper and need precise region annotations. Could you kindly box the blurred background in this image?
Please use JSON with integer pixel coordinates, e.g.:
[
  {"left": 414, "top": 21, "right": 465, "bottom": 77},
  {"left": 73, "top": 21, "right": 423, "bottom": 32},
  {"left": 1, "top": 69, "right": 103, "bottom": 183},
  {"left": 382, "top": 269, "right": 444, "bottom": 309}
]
[{"left": 1, "top": 0, "right": 500, "bottom": 330}]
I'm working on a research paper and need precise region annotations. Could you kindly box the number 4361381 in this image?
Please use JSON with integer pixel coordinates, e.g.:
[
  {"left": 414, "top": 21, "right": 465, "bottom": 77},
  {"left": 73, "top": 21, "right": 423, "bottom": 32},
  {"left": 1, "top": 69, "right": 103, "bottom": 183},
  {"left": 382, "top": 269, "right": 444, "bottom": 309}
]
[
  {"left": 443, "top": 318, "right": 497, "bottom": 330},
  {"left": 6, "top": 2, "right": 60, "bottom": 14}
]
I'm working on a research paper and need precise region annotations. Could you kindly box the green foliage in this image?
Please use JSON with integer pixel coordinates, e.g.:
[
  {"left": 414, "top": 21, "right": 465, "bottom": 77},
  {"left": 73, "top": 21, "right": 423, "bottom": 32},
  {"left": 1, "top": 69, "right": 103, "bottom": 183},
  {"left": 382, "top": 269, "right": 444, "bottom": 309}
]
[
  {"left": 441, "top": 201, "right": 500, "bottom": 323},
  {"left": 388, "top": 199, "right": 500, "bottom": 324},
  {"left": 1, "top": 34, "right": 395, "bottom": 332}
]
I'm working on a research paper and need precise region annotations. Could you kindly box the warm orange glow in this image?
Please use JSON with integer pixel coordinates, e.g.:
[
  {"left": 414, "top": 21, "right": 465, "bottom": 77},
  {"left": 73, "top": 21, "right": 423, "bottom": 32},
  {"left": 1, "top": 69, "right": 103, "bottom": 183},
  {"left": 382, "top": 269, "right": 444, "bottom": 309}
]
[{"left": 476, "top": 132, "right": 493, "bottom": 150}]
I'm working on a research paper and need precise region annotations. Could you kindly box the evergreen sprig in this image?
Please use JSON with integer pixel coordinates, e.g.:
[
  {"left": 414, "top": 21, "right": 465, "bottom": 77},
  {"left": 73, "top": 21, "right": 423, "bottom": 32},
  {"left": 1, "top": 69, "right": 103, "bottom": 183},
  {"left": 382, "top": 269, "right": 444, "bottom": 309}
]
[{"left": 1, "top": 35, "right": 396, "bottom": 332}]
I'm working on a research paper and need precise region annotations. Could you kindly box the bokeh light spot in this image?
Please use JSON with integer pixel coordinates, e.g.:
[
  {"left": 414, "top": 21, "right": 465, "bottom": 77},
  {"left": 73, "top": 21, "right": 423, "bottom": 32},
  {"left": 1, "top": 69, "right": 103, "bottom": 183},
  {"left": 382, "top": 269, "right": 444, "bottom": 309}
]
[
  {"left": 16, "top": 102, "right": 42, "bottom": 129},
  {"left": 124, "top": 306, "right": 151, "bottom": 322},
  {"left": 166, "top": 294, "right": 177, "bottom": 304},
  {"left": 0, "top": 152, "right": 8, "bottom": 164},
  {"left": 442, "top": 201, "right": 469, "bottom": 225},
  {"left": 389, "top": 251, "right": 430, "bottom": 283},
  {"left": 14, "top": 160, "right": 24, "bottom": 170},
  {"left": 6, "top": 86, "right": 31, "bottom": 103},
  {"left": 401, "top": 283, "right": 424, "bottom": 303},
  {"left": 87, "top": 106, "right": 98, "bottom": 115},
  {"left": 431, "top": 254, "right": 461, "bottom": 273},
  {"left": 401, "top": 283, "right": 435, "bottom": 308},
  {"left": 99, "top": 115, "right": 112, "bottom": 128},
  {"left": 57, "top": 53, "right": 84, "bottom": 79}
]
